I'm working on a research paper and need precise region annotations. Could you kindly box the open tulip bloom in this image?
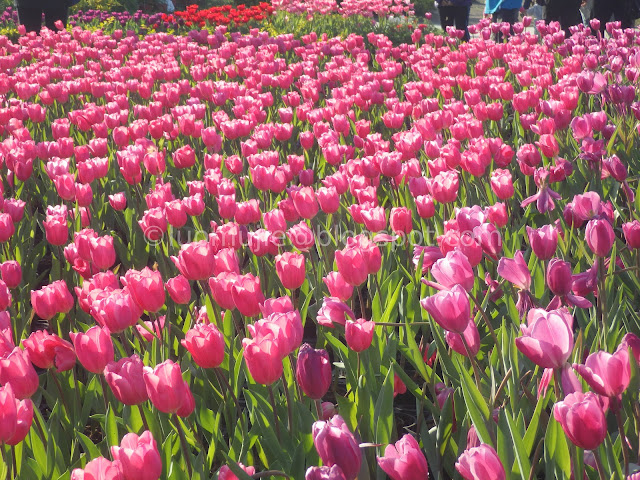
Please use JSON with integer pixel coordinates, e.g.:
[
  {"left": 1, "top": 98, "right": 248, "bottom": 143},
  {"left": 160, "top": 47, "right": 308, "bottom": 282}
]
[{"left": 1, "top": 10, "right": 640, "bottom": 480}]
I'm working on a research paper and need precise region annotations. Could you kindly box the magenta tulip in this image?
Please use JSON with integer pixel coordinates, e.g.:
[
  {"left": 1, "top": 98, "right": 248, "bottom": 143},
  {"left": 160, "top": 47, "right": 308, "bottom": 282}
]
[{"left": 377, "top": 434, "right": 429, "bottom": 480}]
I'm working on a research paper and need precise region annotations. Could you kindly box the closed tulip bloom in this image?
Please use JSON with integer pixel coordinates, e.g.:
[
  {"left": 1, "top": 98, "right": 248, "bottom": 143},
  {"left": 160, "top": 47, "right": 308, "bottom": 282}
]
[
  {"left": 165, "top": 200, "right": 187, "bottom": 228},
  {"left": 390, "top": 207, "right": 412, "bottom": 236},
  {"left": 104, "top": 355, "right": 148, "bottom": 406},
  {"left": 0, "top": 281, "right": 11, "bottom": 311},
  {"left": 431, "top": 250, "right": 475, "bottom": 292},
  {"left": 445, "top": 320, "right": 481, "bottom": 357},
  {"left": 431, "top": 170, "right": 459, "bottom": 203},
  {"left": 276, "top": 252, "right": 306, "bottom": 290},
  {"left": 88, "top": 236, "right": 116, "bottom": 270},
  {"left": 22, "top": 330, "right": 76, "bottom": 372},
  {"left": 208, "top": 272, "right": 239, "bottom": 311},
  {"left": 260, "top": 296, "right": 294, "bottom": 316},
  {"left": 111, "top": 431, "right": 162, "bottom": 480},
  {"left": 335, "top": 246, "right": 368, "bottom": 287},
  {"left": 0, "top": 383, "right": 17, "bottom": 444},
  {"left": 312, "top": 415, "right": 362, "bottom": 480},
  {"left": 91, "top": 288, "right": 143, "bottom": 333},
  {"left": 585, "top": 218, "right": 615, "bottom": 257},
  {"left": 0, "top": 214, "right": 15, "bottom": 242},
  {"left": 323, "top": 272, "right": 353, "bottom": 301},
  {"left": 455, "top": 444, "right": 505, "bottom": 480},
  {"left": 361, "top": 206, "right": 387, "bottom": 233},
  {"left": 218, "top": 463, "right": 256, "bottom": 480},
  {"left": 377, "top": 434, "right": 429, "bottom": 480},
  {"left": 267, "top": 310, "right": 303, "bottom": 356},
  {"left": 122, "top": 267, "right": 165, "bottom": 313},
  {"left": 6, "top": 396, "right": 33, "bottom": 446},
  {"left": 1, "top": 261, "right": 21, "bottom": 288},
  {"left": 515, "top": 308, "right": 573, "bottom": 369},
  {"left": 230, "top": 274, "right": 264, "bottom": 317},
  {"left": 473, "top": 223, "right": 502, "bottom": 259},
  {"left": 287, "top": 221, "right": 315, "bottom": 251},
  {"left": 166, "top": 275, "right": 191, "bottom": 304},
  {"left": 553, "top": 392, "right": 607, "bottom": 450},
  {"left": 490, "top": 169, "right": 514, "bottom": 200},
  {"left": 109, "top": 193, "right": 127, "bottom": 211},
  {"left": 181, "top": 323, "right": 225, "bottom": 368},
  {"left": 317, "top": 297, "right": 355, "bottom": 328},
  {"left": 31, "top": 280, "right": 74, "bottom": 320},
  {"left": 171, "top": 241, "right": 216, "bottom": 281},
  {"left": 70, "top": 457, "right": 124, "bottom": 480},
  {"left": 43, "top": 214, "right": 67, "bottom": 246},
  {"left": 421, "top": 285, "right": 471, "bottom": 334},
  {"left": 546, "top": 258, "right": 573, "bottom": 296},
  {"left": 235, "top": 199, "right": 261, "bottom": 225},
  {"left": 317, "top": 187, "right": 340, "bottom": 214},
  {"left": 573, "top": 349, "right": 631, "bottom": 400},
  {"left": 291, "top": 187, "right": 319, "bottom": 219},
  {"left": 143, "top": 360, "right": 195, "bottom": 417},
  {"left": 172, "top": 145, "right": 196, "bottom": 169},
  {"left": 0, "top": 347, "right": 39, "bottom": 399},
  {"left": 623, "top": 221, "right": 640, "bottom": 249},
  {"left": 526, "top": 225, "right": 558, "bottom": 260},
  {"left": 305, "top": 465, "right": 347, "bottom": 480},
  {"left": 242, "top": 333, "right": 283, "bottom": 385},
  {"left": 345, "top": 318, "right": 375, "bottom": 352},
  {"left": 297, "top": 344, "right": 332, "bottom": 399},
  {"left": 69, "top": 326, "right": 114, "bottom": 374},
  {"left": 497, "top": 251, "right": 531, "bottom": 291},
  {"left": 248, "top": 229, "right": 280, "bottom": 257}
]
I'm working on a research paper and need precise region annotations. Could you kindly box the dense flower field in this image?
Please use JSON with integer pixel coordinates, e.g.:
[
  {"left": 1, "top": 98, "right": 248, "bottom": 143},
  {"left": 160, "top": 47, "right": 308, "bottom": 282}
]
[{"left": 0, "top": 11, "right": 640, "bottom": 480}]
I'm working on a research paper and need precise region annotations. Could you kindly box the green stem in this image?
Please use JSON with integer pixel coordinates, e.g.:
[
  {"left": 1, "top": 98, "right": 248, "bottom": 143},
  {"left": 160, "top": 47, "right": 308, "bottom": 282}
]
[
  {"left": 592, "top": 448, "right": 607, "bottom": 480},
  {"left": 281, "top": 373, "right": 293, "bottom": 435},
  {"left": 315, "top": 399, "right": 323, "bottom": 421},
  {"left": 267, "top": 385, "right": 282, "bottom": 442},
  {"left": 173, "top": 414, "right": 193, "bottom": 477},
  {"left": 616, "top": 409, "right": 630, "bottom": 477},
  {"left": 460, "top": 333, "right": 482, "bottom": 389}
]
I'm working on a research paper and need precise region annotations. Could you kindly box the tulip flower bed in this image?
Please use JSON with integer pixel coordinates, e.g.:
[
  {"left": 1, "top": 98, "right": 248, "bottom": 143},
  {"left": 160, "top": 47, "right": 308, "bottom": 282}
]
[{"left": 2, "top": 14, "right": 640, "bottom": 480}]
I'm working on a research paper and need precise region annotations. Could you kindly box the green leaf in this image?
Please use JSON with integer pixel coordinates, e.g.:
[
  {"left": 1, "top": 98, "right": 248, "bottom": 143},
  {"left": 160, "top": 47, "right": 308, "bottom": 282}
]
[
  {"left": 505, "top": 409, "right": 532, "bottom": 479},
  {"left": 458, "top": 359, "right": 492, "bottom": 446},
  {"left": 544, "top": 417, "right": 571, "bottom": 479},
  {"left": 106, "top": 405, "right": 119, "bottom": 448},
  {"left": 374, "top": 365, "right": 395, "bottom": 446}
]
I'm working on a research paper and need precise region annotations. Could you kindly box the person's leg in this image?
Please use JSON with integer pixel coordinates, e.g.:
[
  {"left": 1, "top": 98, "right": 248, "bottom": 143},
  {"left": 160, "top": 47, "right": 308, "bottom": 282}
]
[
  {"left": 439, "top": 6, "right": 455, "bottom": 32},
  {"left": 592, "top": 0, "right": 614, "bottom": 32},
  {"left": 43, "top": 4, "right": 67, "bottom": 30},
  {"left": 502, "top": 7, "right": 519, "bottom": 24},
  {"left": 454, "top": 5, "right": 471, "bottom": 41},
  {"left": 613, "top": 0, "right": 633, "bottom": 28},
  {"left": 16, "top": 4, "right": 42, "bottom": 32}
]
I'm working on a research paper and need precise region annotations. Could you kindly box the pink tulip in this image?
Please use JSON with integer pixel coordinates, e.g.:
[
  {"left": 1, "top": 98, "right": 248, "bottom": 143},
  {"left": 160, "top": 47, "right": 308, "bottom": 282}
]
[
  {"left": 166, "top": 275, "right": 191, "bottom": 304},
  {"left": 70, "top": 457, "right": 124, "bottom": 480},
  {"left": 181, "top": 323, "right": 225, "bottom": 369},
  {"left": 585, "top": 218, "right": 615, "bottom": 257},
  {"left": 497, "top": 251, "right": 531, "bottom": 291},
  {"left": 6, "top": 396, "right": 33, "bottom": 446},
  {"left": 0, "top": 383, "right": 17, "bottom": 444},
  {"left": 573, "top": 349, "right": 631, "bottom": 401},
  {"left": 0, "top": 347, "right": 39, "bottom": 399},
  {"left": 242, "top": 333, "right": 283, "bottom": 386},
  {"left": 623, "top": 221, "right": 640, "bottom": 249},
  {"left": 515, "top": 308, "right": 573, "bottom": 369},
  {"left": 0, "top": 261, "right": 21, "bottom": 289},
  {"left": 121, "top": 267, "right": 165, "bottom": 313},
  {"left": 171, "top": 241, "right": 216, "bottom": 280},
  {"left": 553, "top": 392, "right": 607, "bottom": 450},
  {"left": 445, "top": 320, "right": 481, "bottom": 357},
  {"left": 335, "top": 246, "right": 368, "bottom": 287},
  {"left": 377, "top": 434, "right": 429, "bottom": 480},
  {"left": 291, "top": 186, "right": 319, "bottom": 219},
  {"left": 430, "top": 250, "right": 475, "bottom": 292},
  {"left": 526, "top": 225, "right": 558, "bottom": 260},
  {"left": 323, "top": 272, "right": 353, "bottom": 301},
  {"left": 390, "top": 207, "right": 412, "bottom": 236},
  {"left": 490, "top": 169, "right": 514, "bottom": 200},
  {"left": 231, "top": 273, "right": 265, "bottom": 317},
  {"left": 312, "top": 415, "right": 362, "bottom": 480},
  {"left": 345, "top": 318, "right": 375, "bottom": 352},
  {"left": 420, "top": 285, "right": 470, "bottom": 334},
  {"left": 111, "top": 431, "right": 162, "bottom": 480},
  {"left": 456, "top": 444, "right": 505, "bottom": 480},
  {"left": 276, "top": 252, "right": 306, "bottom": 290},
  {"left": 305, "top": 465, "right": 347, "bottom": 480},
  {"left": 70, "top": 326, "right": 114, "bottom": 374},
  {"left": 104, "top": 355, "right": 149, "bottom": 406},
  {"left": 317, "top": 297, "right": 355, "bottom": 328},
  {"left": 91, "top": 288, "right": 143, "bottom": 333},
  {"left": 143, "top": 360, "right": 195, "bottom": 417},
  {"left": 22, "top": 330, "right": 75, "bottom": 372}
]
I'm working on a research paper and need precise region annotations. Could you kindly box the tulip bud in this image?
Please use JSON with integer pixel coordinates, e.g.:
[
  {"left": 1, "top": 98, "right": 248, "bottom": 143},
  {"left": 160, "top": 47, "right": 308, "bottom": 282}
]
[
  {"left": 377, "top": 434, "right": 429, "bottom": 480},
  {"left": 456, "top": 444, "right": 506, "bottom": 480},
  {"left": 166, "top": 275, "right": 191, "bottom": 304},
  {"left": 70, "top": 326, "right": 114, "bottom": 374},
  {"left": 345, "top": 318, "right": 374, "bottom": 352},
  {"left": 111, "top": 431, "right": 162, "bottom": 480},
  {"left": 143, "top": 360, "right": 195, "bottom": 417},
  {"left": 585, "top": 218, "right": 615, "bottom": 257},
  {"left": 276, "top": 252, "right": 306, "bottom": 290},
  {"left": 312, "top": 415, "right": 362, "bottom": 480},
  {"left": 181, "top": 323, "right": 225, "bottom": 369},
  {"left": 296, "top": 344, "right": 332, "bottom": 400},
  {"left": 104, "top": 355, "right": 148, "bottom": 406}
]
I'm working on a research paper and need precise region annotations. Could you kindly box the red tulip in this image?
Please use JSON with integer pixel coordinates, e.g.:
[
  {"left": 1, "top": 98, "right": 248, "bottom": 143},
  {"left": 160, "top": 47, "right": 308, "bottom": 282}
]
[
  {"left": 70, "top": 326, "right": 114, "bottom": 374},
  {"left": 143, "top": 360, "right": 195, "bottom": 417},
  {"left": 377, "top": 434, "right": 429, "bottom": 480},
  {"left": 104, "top": 355, "right": 148, "bottom": 406},
  {"left": 553, "top": 392, "right": 607, "bottom": 450},
  {"left": 111, "top": 431, "right": 162, "bottom": 480},
  {"left": 181, "top": 323, "right": 225, "bottom": 369}
]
